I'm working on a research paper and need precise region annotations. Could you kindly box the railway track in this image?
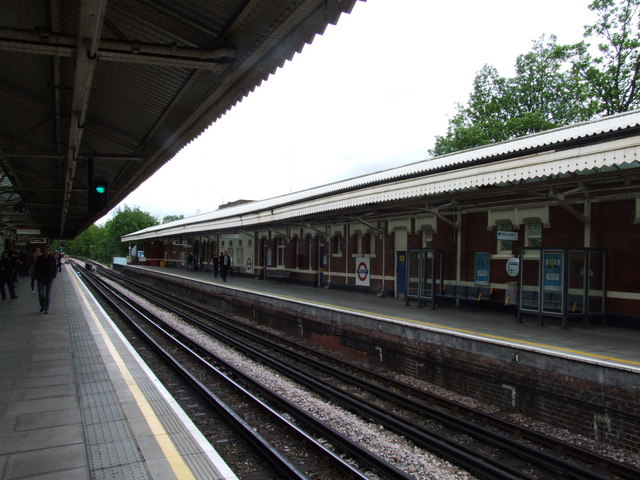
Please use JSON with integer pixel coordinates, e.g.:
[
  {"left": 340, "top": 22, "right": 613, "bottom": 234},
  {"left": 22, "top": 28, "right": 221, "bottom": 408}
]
[
  {"left": 77, "top": 260, "right": 640, "bottom": 479},
  {"left": 76, "top": 261, "right": 410, "bottom": 480}
]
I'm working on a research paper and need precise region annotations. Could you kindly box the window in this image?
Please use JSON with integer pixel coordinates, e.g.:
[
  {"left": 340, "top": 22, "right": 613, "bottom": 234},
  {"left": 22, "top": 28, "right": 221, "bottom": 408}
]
[
  {"left": 236, "top": 248, "right": 243, "bottom": 264},
  {"left": 496, "top": 220, "right": 514, "bottom": 254},
  {"left": 422, "top": 226, "right": 433, "bottom": 248},
  {"left": 333, "top": 234, "right": 342, "bottom": 255},
  {"left": 525, "top": 221, "right": 542, "bottom": 247},
  {"left": 355, "top": 233, "right": 362, "bottom": 254},
  {"left": 277, "top": 237, "right": 285, "bottom": 266}
]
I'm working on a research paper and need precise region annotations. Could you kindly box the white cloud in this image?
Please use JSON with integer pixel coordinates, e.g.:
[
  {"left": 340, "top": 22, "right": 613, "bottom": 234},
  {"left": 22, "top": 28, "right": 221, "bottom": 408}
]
[{"left": 115, "top": 0, "right": 594, "bottom": 222}]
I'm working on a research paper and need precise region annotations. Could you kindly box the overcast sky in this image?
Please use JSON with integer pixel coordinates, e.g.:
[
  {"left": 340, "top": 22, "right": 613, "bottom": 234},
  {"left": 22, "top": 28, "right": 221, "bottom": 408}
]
[{"left": 110, "top": 0, "right": 595, "bottom": 222}]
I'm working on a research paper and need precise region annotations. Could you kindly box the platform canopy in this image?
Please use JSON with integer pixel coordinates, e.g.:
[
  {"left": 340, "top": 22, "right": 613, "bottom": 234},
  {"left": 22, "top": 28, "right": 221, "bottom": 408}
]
[{"left": 0, "top": 0, "right": 358, "bottom": 240}]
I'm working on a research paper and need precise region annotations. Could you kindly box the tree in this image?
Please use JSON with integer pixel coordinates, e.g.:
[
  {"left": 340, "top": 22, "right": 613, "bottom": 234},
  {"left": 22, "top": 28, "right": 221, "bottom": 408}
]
[
  {"left": 162, "top": 214, "right": 184, "bottom": 223},
  {"left": 509, "top": 37, "right": 596, "bottom": 127},
  {"left": 67, "top": 224, "right": 103, "bottom": 258},
  {"left": 577, "top": 0, "right": 640, "bottom": 114},
  {"left": 431, "top": 37, "right": 593, "bottom": 156},
  {"left": 96, "top": 206, "right": 158, "bottom": 262},
  {"left": 431, "top": 0, "right": 640, "bottom": 156}
]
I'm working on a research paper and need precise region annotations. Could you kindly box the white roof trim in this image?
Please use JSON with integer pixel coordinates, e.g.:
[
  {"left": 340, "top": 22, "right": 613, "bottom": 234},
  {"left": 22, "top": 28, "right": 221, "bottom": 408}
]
[{"left": 123, "top": 110, "right": 640, "bottom": 241}]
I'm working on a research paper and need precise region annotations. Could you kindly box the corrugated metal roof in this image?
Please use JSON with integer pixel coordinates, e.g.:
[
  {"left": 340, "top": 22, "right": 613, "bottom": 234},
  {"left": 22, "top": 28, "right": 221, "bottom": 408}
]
[
  {"left": 124, "top": 109, "right": 640, "bottom": 240},
  {"left": 0, "top": 0, "right": 360, "bottom": 238}
]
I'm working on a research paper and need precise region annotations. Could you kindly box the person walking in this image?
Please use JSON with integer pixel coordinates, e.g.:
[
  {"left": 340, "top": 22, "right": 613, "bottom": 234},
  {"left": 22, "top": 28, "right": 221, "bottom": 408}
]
[
  {"left": 0, "top": 250, "right": 18, "bottom": 299},
  {"left": 34, "top": 245, "right": 57, "bottom": 313}
]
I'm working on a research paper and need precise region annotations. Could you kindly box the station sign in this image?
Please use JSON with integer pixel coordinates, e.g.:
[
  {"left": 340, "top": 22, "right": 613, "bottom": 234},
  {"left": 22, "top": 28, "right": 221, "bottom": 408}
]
[
  {"left": 17, "top": 228, "right": 41, "bottom": 235},
  {"left": 497, "top": 231, "right": 518, "bottom": 241},
  {"left": 172, "top": 241, "right": 192, "bottom": 247},
  {"left": 355, "top": 257, "right": 370, "bottom": 286}
]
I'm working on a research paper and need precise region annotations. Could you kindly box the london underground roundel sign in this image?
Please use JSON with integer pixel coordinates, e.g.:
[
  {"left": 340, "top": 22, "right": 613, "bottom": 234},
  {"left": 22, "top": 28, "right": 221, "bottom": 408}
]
[
  {"left": 357, "top": 261, "right": 368, "bottom": 281},
  {"left": 355, "top": 257, "right": 370, "bottom": 286}
]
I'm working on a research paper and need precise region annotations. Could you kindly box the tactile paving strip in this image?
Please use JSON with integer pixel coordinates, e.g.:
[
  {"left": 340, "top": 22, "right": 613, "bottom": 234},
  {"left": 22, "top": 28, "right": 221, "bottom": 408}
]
[
  {"left": 64, "top": 272, "right": 236, "bottom": 480},
  {"left": 65, "top": 280, "right": 151, "bottom": 479}
]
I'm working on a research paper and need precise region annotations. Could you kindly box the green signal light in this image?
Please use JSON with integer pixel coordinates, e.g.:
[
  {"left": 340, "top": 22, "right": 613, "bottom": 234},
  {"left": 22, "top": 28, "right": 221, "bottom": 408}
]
[{"left": 95, "top": 185, "right": 106, "bottom": 194}]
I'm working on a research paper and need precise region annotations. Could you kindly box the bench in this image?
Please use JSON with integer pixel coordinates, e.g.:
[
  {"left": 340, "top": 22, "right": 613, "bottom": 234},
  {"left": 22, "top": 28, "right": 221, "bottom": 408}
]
[
  {"left": 438, "top": 285, "right": 493, "bottom": 308},
  {"left": 475, "top": 287, "right": 493, "bottom": 303},
  {"left": 267, "top": 269, "right": 290, "bottom": 283},
  {"left": 520, "top": 290, "right": 538, "bottom": 310},
  {"left": 567, "top": 294, "right": 584, "bottom": 313},
  {"left": 437, "top": 284, "right": 457, "bottom": 306},
  {"left": 543, "top": 291, "right": 562, "bottom": 313}
]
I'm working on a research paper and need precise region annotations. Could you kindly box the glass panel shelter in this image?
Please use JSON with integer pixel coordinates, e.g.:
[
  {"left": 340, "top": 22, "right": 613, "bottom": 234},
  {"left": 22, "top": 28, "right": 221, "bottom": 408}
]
[
  {"left": 517, "top": 248, "right": 606, "bottom": 328},
  {"left": 405, "top": 249, "right": 443, "bottom": 308}
]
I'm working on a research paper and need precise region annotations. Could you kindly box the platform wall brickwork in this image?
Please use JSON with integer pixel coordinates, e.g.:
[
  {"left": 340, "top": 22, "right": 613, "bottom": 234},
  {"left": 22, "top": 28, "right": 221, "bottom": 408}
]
[{"left": 123, "top": 267, "right": 640, "bottom": 453}]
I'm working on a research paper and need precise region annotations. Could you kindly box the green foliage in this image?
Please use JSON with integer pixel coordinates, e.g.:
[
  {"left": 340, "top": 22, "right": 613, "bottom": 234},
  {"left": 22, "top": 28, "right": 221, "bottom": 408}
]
[
  {"left": 66, "top": 225, "right": 103, "bottom": 258},
  {"left": 431, "top": 0, "right": 639, "bottom": 156},
  {"left": 162, "top": 214, "right": 184, "bottom": 224},
  {"left": 98, "top": 206, "right": 158, "bottom": 261},
  {"left": 66, "top": 206, "right": 157, "bottom": 263},
  {"left": 579, "top": 0, "right": 640, "bottom": 114}
]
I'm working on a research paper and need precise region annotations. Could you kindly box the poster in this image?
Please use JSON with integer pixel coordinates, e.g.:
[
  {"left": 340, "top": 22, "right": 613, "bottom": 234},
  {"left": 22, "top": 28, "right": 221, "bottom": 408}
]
[
  {"left": 474, "top": 252, "right": 490, "bottom": 285},
  {"left": 543, "top": 251, "right": 563, "bottom": 292}
]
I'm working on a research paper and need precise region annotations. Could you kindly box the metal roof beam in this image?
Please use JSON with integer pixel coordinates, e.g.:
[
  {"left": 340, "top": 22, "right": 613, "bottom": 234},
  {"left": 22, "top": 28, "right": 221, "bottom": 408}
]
[
  {"left": 345, "top": 216, "right": 384, "bottom": 233},
  {"left": 549, "top": 186, "right": 590, "bottom": 224},
  {"left": 424, "top": 203, "right": 459, "bottom": 230},
  {"left": 0, "top": 30, "right": 236, "bottom": 69},
  {"left": 60, "top": 0, "right": 107, "bottom": 237}
]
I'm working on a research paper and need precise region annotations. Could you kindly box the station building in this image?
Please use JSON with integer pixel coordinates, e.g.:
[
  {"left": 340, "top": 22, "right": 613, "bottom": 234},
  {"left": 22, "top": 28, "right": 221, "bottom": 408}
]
[{"left": 122, "top": 110, "right": 640, "bottom": 328}]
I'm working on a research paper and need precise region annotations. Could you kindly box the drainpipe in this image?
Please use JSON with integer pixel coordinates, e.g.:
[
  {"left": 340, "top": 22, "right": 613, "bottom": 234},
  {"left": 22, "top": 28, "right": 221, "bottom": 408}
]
[{"left": 379, "top": 226, "right": 386, "bottom": 297}]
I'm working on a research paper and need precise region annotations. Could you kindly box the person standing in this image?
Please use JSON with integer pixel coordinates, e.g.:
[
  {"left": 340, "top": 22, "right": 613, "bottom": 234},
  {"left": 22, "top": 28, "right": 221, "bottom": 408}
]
[
  {"left": 34, "top": 246, "right": 57, "bottom": 313},
  {"left": 220, "top": 251, "right": 231, "bottom": 282},
  {"left": 28, "top": 247, "right": 42, "bottom": 292},
  {"left": 11, "top": 251, "right": 21, "bottom": 285},
  {"left": 56, "top": 251, "right": 63, "bottom": 272},
  {"left": 212, "top": 254, "right": 219, "bottom": 278},
  {"left": 0, "top": 251, "right": 18, "bottom": 299}
]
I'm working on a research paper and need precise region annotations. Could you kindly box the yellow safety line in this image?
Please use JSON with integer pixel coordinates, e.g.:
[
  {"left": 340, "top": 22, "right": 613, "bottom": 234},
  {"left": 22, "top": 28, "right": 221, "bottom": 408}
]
[
  {"left": 270, "top": 292, "right": 640, "bottom": 368},
  {"left": 70, "top": 273, "right": 196, "bottom": 480},
  {"left": 145, "top": 267, "right": 640, "bottom": 367}
]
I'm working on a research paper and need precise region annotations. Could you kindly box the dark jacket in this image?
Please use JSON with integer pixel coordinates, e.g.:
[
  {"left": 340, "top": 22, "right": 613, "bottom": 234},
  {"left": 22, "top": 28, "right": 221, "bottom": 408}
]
[
  {"left": 34, "top": 254, "right": 57, "bottom": 281},
  {"left": 0, "top": 256, "right": 15, "bottom": 280}
]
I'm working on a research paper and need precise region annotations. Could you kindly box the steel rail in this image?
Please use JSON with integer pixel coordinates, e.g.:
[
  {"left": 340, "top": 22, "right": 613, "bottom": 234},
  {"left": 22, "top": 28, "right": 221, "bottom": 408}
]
[
  {"left": 78, "top": 263, "right": 410, "bottom": 480},
  {"left": 93, "top": 263, "right": 639, "bottom": 479}
]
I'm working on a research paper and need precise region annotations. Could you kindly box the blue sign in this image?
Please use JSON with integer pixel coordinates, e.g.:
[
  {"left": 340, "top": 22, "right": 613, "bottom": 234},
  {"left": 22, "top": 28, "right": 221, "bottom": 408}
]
[
  {"left": 543, "top": 251, "right": 563, "bottom": 292},
  {"left": 474, "top": 252, "right": 490, "bottom": 285}
]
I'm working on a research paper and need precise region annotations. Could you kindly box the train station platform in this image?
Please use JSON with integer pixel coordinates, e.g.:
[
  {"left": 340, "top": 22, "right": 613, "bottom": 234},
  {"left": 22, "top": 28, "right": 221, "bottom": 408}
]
[
  {"left": 132, "top": 265, "right": 640, "bottom": 374},
  {"left": 0, "top": 265, "right": 237, "bottom": 480}
]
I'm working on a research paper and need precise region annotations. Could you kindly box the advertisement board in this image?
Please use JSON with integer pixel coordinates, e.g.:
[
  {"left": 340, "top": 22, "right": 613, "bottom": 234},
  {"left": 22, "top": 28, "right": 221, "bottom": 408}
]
[{"left": 474, "top": 252, "right": 490, "bottom": 285}]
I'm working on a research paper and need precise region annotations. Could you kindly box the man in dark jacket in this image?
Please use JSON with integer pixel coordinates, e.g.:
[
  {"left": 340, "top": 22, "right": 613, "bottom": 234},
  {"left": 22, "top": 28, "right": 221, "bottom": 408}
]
[
  {"left": 34, "top": 246, "right": 57, "bottom": 313},
  {"left": 220, "top": 251, "right": 231, "bottom": 282},
  {"left": 0, "top": 250, "right": 18, "bottom": 299}
]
